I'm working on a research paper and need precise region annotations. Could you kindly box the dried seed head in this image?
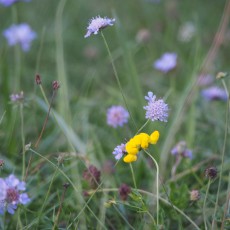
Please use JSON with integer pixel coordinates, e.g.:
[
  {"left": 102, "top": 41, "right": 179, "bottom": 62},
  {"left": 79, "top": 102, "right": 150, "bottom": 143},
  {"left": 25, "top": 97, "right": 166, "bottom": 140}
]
[
  {"left": 204, "top": 166, "right": 218, "bottom": 180},
  {"left": 35, "top": 74, "right": 42, "bottom": 85},
  {"left": 52, "top": 81, "right": 60, "bottom": 91}
]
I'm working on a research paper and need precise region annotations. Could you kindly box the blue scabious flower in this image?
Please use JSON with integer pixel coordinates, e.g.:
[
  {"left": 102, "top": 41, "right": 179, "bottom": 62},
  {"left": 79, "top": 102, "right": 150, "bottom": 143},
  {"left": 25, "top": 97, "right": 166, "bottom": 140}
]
[
  {"left": 201, "top": 86, "right": 228, "bottom": 101},
  {"left": 84, "top": 16, "right": 115, "bottom": 38},
  {"left": 0, "top": 174, "right": 30, "bottom": 215},
  {"left": 0, "top": 0, "right": 31, "bottom": 7},
  {"left": 3, "top": 23, "right": 36, "bottom": 52},
  {"left": 154, "top": 52, "right": 177, "bottom": 73},
  {"left": 112, "top": 143, "right": 126, "bottom": 160},
  {"left": 106, "top": 105, "right": 129, "bottom": 128},
  {"left": 171, "top": 141, "right": 193, "bottom": 159},
  {"left": 144, "top": 92, "right": 168, "bottom": 122}
]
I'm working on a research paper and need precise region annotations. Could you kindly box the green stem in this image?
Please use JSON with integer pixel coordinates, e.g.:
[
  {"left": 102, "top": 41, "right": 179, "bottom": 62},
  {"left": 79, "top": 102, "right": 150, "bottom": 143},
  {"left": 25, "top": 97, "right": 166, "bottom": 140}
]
[
  {"left": 101, "top": 32, "right": 137, "bottom": 130},
  {"left": 211, "top": 79, "right": 229, "bottom": 229},
  {"left": 129, "top": 163, "right": 137, "bottom": 189},
  {"left": 144, "top": 150, "right": 159, "bottom": 227},
  {"left": 203, "top": 179, "right": 211, "bottom": 230},
  {"left": 136, "top": 119, "right": 150, "bottom": 135},
  {"left": 20, "top": 103, "right": 25, "bottom": 180}
]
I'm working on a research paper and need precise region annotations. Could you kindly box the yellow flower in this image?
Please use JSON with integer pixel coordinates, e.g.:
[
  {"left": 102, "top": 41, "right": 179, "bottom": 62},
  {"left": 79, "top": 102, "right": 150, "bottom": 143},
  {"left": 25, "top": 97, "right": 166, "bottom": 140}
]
[
  {"left": 125, "top": 138, "right": 139, "bottom": 155},
  {"left": 123, "top": 154, "right": 137, "bottom": 163},
  {"left": 138, "top": 133, "right": 150, "bottom": 149},
  {"left": 149, "top": 131, "right": 160, "bottom": 144}
]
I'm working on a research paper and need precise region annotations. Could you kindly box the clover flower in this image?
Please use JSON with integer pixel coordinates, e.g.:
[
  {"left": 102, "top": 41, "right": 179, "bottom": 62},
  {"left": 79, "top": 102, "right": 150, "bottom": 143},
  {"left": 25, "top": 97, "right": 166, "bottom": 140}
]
[
  {"left": 112, "top": 143, "right": 126, "bottom": 160},
  {"left": 119, "top": 184, "right": 131, "bottom": 201},
  {"left": 201, "top": 86, "right": 228, "bottom": 101},
  {"left": 84, "top": 16, "right": 115, "bottom": 38},
  {"left": 3, "top": 23, "right": 36, "bottom": 51},
  {"left": 153, "top": 52, "right": 177, "bottom": 73},
  {"left": 171, "top": 141, "right": 193, "bottom": 159},
  {"left": 123, "top": 131, "right": 160, "bottom": 163},
  {"left": 0, "top": 0, "right": 30, "bottom": 6},
  {"left": 143, "top": 92, "right": 168, "bottom": 122},
  {"left": 190, "top": 190, "right": 200, "bottom": 201},
  {"left": 106, "top": 105, "right": 129, "bottom": 128},
  {"left": 0, "top": 174, "right": 30, "bottom": 215}
]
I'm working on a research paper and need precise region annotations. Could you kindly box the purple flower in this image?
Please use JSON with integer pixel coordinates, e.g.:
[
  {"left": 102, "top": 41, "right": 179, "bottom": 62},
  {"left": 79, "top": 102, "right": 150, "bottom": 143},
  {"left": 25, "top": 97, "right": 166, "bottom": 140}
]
[
  {"left": 10, "top": 91, "right": 24, "bottom": 103},
  {"left": 143, "top": 92, "right": 168, "bottom": 122},
  {"left": 171, "top": 141, "right": 193, "bottom": 159},
  {"left": 3, "top": 23, "right": 36, "bottom": 51},
  {"left": 0, "top": 174, "right": 30, "bottom": 215},
  {"left": 0, "top": 0, "right": 31, "bottom": 7},
  {"left": 85, "top": 16, "right": 115, "bottom": 38},
  {"left": 154, "top": 52, "right": 177, "bottom": 73},
  {"left": 197, "top": 74, "right": 214, "bottom": 87},
  {"left": 201, "top": 86, "right": 228, "bottom": 101},
  {"left": 112, "top": 143, "right": 126, "bottom": 160},
  {"left": 106, "top": 105, "right": 129, "bottom": 128}
]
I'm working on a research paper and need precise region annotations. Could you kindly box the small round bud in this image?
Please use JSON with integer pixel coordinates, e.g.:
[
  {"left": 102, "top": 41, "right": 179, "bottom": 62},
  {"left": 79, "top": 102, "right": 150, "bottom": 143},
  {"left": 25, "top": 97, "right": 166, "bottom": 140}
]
[
  {"left": 35, "top": 74, "right": 42, "bottom": 85},
  {"left": 52, "top": 81, "right": 60, "bottom": 91},
  {"left": 204, "top": 166, "right": 218, "bottom": 180},
  {"left": 190, "top": 190, "right": 200, "bottom": 201}
]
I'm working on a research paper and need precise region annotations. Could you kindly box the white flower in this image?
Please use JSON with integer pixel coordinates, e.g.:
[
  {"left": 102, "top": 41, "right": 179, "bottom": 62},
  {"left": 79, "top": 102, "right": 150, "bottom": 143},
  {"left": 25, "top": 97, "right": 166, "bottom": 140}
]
[{"left": 84, "top": 16, "right": 115, "bottom": 38}]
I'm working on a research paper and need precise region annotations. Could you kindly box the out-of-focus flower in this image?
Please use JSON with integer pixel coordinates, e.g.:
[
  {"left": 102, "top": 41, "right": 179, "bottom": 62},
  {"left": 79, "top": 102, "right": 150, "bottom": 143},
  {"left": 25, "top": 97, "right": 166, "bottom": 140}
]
[
  {"left": 112, "top": 143, "right": 126, "bottom": 160},
  {"left": 124, "top": 131, "right": 160, "bottom": 163},
  {"left": 201, "top": 86, "right": 228, "bottom": 101},
  {"left": 106, "top": 105, "right": 129, "bottom": 128},
  {"left": 82, "top": 165, "right": 101, "bottom": 189},
  {"left": 190, "top": 190, "right": 200, "bottom": 201},
  {"left": 0, "top": 174, "right": 30, "bottom": 215},
  {"left": 144, "top": 91, "right": 169, "bottom": 122},
  {"left": 119, "top": 184, "right": 131, "bottom": 201},
  {"left": 171, "top": 141, "right": 193, "bottom": 159},
  {"left": 84, "top": 16, "right": 115, "bottom": 38},
  {"left": 197, "top": 74, "right": 214, "bottom": 87},
  {"left": 204, "top": 166, "right": 218, "bottom": 180},
  {"left": 10, "top": 91, "right": 24, "bottom": 103},
  {"left": 178, "top": 22, "right": 196, "bottom": 42},
  {"left": 0, "top": 0, "right": 30, "bottom": 7},
  {"left": 153, "top": 52, "right": 177, "bottom": 73},
  {"left": 135, "top": 28, "right": 151, "bottom": 44},
  {"left": 3, "top": 23, "right": 36, "bottom": 52}
]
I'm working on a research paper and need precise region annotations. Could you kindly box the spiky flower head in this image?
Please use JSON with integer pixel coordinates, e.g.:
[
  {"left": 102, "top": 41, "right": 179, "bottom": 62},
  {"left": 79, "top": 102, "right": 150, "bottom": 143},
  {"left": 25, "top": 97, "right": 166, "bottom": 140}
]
[
  {"left": 84, "top": 16, "right": 115, "bottom": 38},
  {"left": 204, "top": 166, "right": 218, "bottom": 180},
  {"left": 171, "top": 141, "right": 193, "bottom": 159},
  {"left": 119, "top": 184, "right": 131, "bottom": 201},
  {"left": 190, "top": 190, "right": 200, "bottom": 201},
  {"left": 106, "top": 105, "right": 129, "bottom": 128},
  {"left": 143, "top": 92, "right": 168, "bottom": 122}
]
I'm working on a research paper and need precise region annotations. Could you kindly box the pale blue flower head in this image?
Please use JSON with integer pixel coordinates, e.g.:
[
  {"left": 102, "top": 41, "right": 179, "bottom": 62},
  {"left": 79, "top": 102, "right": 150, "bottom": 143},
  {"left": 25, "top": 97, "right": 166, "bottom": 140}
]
[
  {"left": 0, "top": 0, "right": 31, "bottom": 7},
  {"left": 201, "top": 86, "right": 228, "bottom": 101},
  {"left": 3, "top": 23, "right": 36, "bottom": 51},
  {"left": 112, "top": 143, "right": 126, "bottom": 160},
  {"left": 154, "top": 52, "right": 177, "bottom": 73},
  {"left": 85, "top": 16, "right": 115, "bottom": 38},
  {"left": 144, "top": 92, "right": 168, "bottom": 122},
  {"left": 0, "top": 174, "right": 30, "bottom": 215},
  {"left": 106, "top": 105, "right": 129, "bottom": 128}
]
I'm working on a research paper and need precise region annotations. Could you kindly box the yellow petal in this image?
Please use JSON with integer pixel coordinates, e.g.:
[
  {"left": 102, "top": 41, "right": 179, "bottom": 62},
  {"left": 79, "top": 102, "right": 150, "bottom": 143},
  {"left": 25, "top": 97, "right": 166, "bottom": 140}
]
[
  {"left": 149, "top": 131, "right": 160, "bottom": 144},
  {"left": 123, "top": 154, "right": 137, "bottom": 163}
]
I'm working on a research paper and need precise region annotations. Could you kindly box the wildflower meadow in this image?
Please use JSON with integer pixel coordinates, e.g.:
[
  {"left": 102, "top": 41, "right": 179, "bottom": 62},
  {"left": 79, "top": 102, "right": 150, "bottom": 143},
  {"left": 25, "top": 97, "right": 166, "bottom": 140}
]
[{"left": 0, "top": 0, "right": 230, "bottom": 229}]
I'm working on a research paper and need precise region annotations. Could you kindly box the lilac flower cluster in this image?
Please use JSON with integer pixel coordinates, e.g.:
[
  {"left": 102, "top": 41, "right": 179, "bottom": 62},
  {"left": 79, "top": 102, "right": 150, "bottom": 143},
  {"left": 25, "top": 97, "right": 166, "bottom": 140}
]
[
  {"left": 3, "top": 23, "right": 36, "bottom": 52},
  {"left": 153, "top": 52, "right": 177, "bottom": 73},
  {"left": 201, "top": 86, "right": 228, "bottom": 101},
  {"left": 0, "top": 0, "right": 31, "bottom": 7},
  {"left": 144, "top": 91, "right": 169, "bottom": 122},
  {"left": 84, "top": 16, "right": 115, "bottom": 38},
  {"left": 106, "top": 105, "right": 129, "bottom": 128},
  {"left": 0, "top": 174, "right": 30, "bottom": 215},
  {"left": 112, "top": 143, "right": 126, "bottom": 160}
]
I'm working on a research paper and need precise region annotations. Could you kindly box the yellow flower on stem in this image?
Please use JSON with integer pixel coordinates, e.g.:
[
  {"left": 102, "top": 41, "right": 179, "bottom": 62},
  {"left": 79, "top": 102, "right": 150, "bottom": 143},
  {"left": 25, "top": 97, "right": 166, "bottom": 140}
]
[
  {"left": 149, "top": 131, "right": 160, "bottom": 144},
  {"left": 123, "top": 154, "right": 137, "bottom": 163}
]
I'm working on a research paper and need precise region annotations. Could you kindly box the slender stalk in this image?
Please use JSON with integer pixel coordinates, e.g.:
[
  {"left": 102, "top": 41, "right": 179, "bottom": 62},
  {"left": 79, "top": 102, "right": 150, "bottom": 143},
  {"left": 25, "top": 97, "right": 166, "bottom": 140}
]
[
  {"left": 203, "top": 179, "right": 211, "bottom": 230},
  {"left": 101, "top": 32, "right": 137, "bottom": 130},
  {"left": 20, "top": 103, "right": 25, "bottom": 180},
  {"left": 135, "top": 119, "right": 150, "bottom": 135},
  {"left": 144, "top": 150, "right": 159, "bottom": 227},
  {"left": 211, "top": 79, "right": 229, "bottom": 229},
  {"left": 129, "top": 163, "right": 137, "bottom": 189}
]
